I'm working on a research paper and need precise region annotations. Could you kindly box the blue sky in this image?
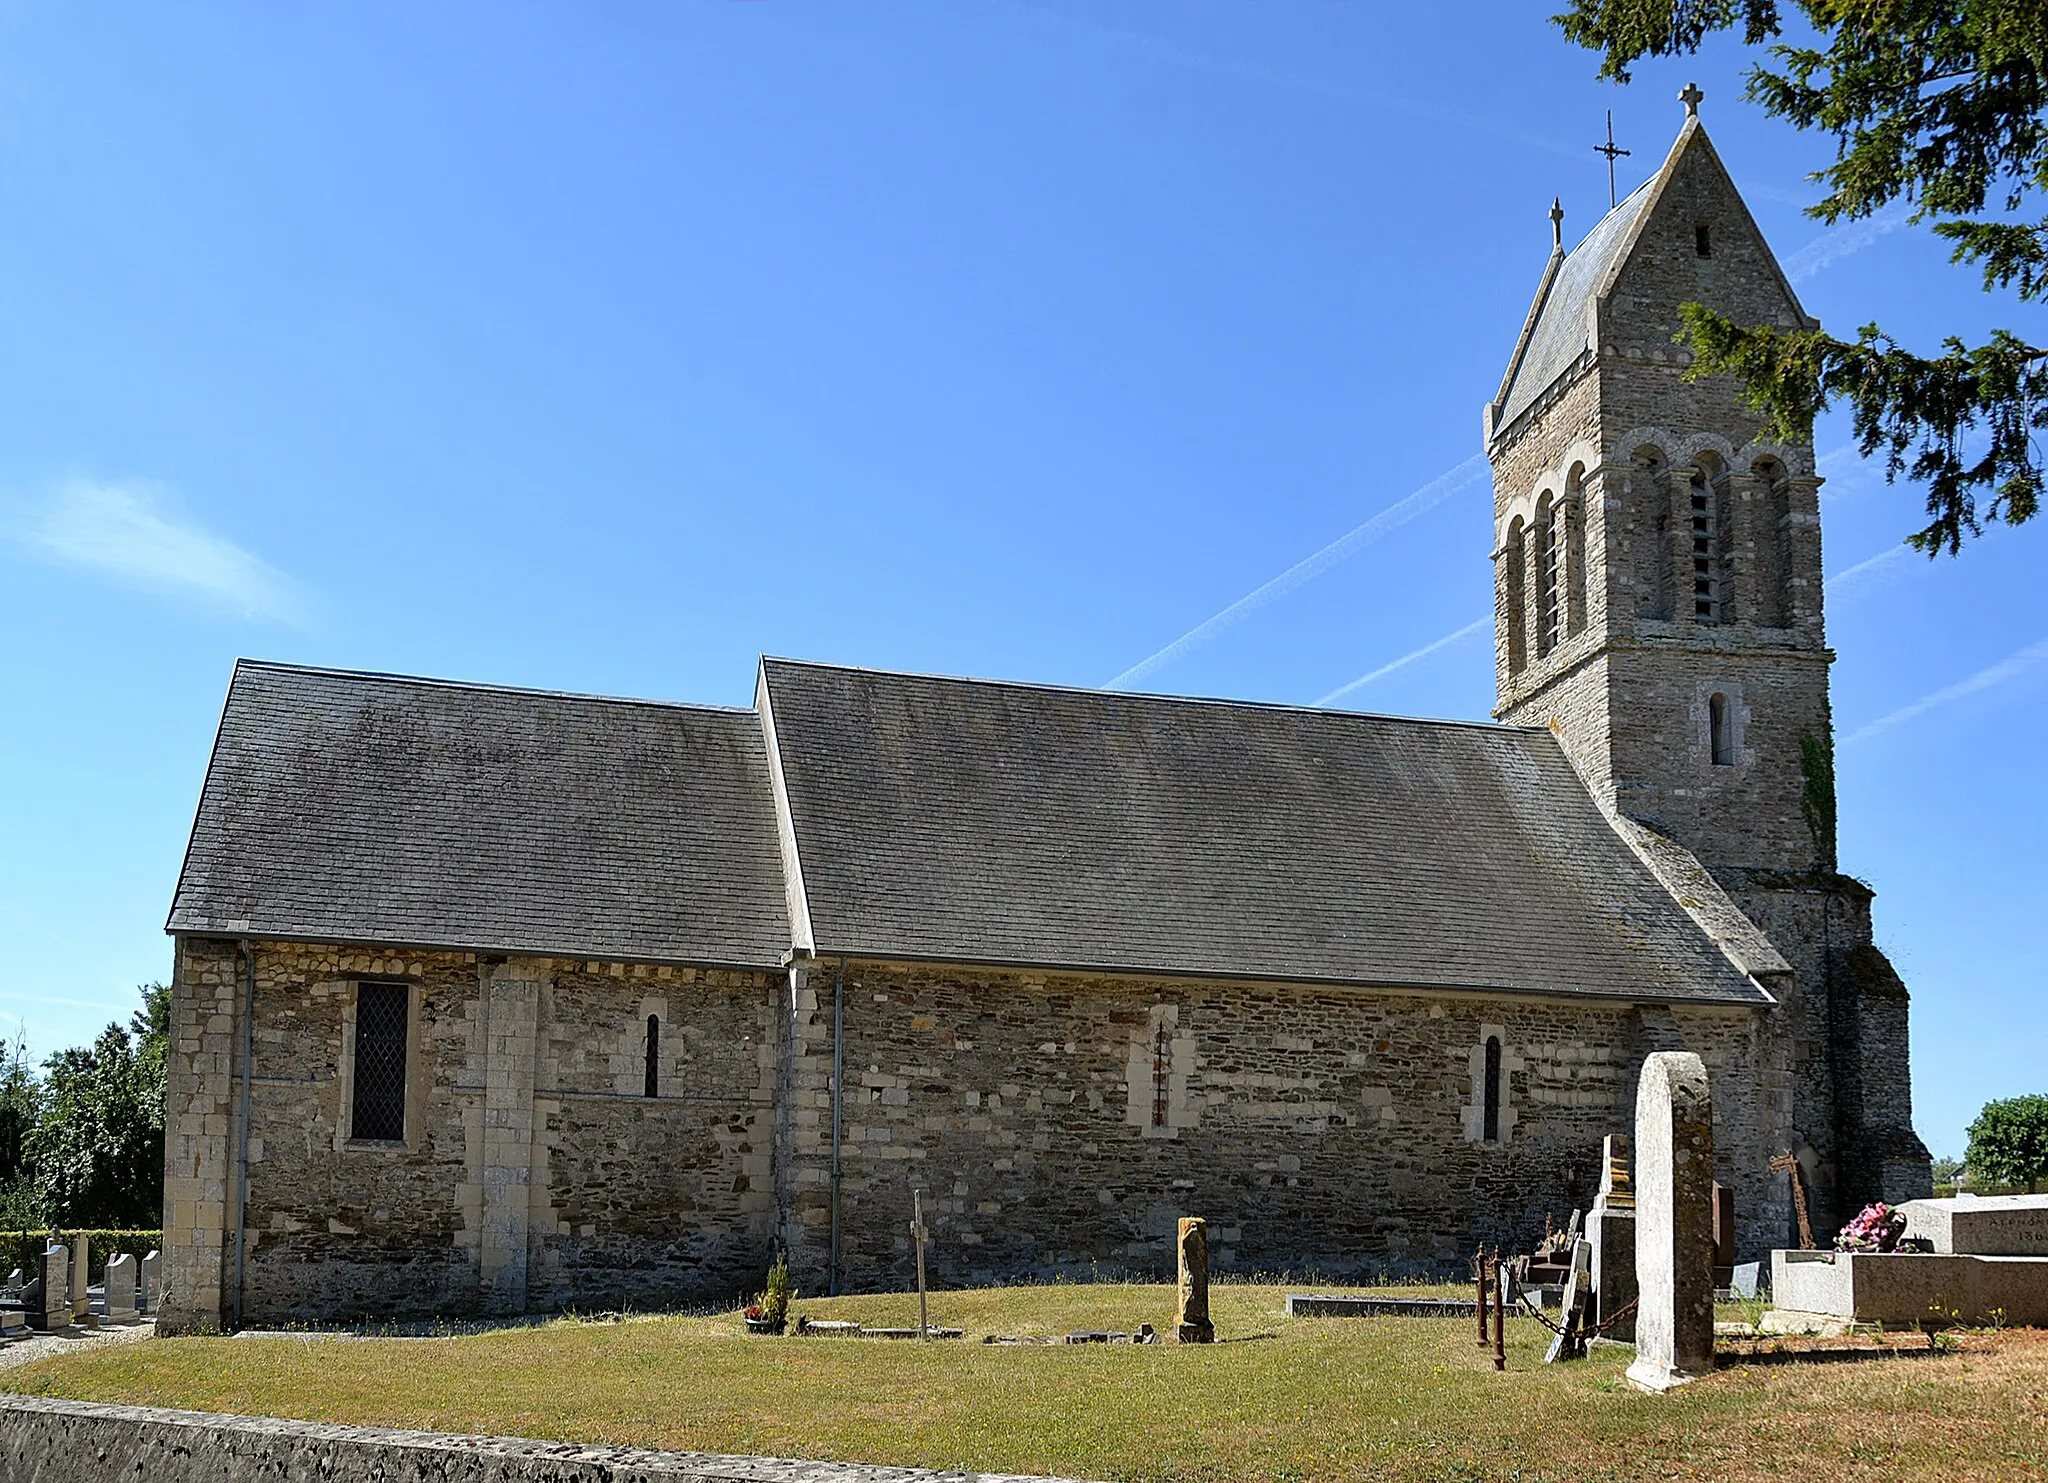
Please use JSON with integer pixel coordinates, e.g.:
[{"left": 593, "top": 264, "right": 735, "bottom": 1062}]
[{"left": 0, "top": 2, "right": 2038, "bottom": 1161}]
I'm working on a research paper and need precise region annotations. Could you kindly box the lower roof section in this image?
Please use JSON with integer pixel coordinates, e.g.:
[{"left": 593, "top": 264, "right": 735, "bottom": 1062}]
[{"left": 166, "top": 660, "right": 791, "bottom": 968}]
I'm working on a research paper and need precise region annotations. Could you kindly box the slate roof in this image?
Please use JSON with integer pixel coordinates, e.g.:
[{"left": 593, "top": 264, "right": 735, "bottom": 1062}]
[
  {"left": 759, "top": 659, "right": 1768, "bottom": 1004},
  {"left": 167, "top": 661, "right": 790, "bottom": 967},
  {"left": 1494, "top": 180, "right": 1654, "bottom": 432}
]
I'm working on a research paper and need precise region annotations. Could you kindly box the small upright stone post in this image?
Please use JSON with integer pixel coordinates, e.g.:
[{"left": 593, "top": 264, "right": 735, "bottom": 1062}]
[
  {"left": 140, "top": 1249, "right": 161, "bottom": 1315},
  {"left": 1175, "top": 1217, "right": 1213, "bottom": 1343},
  {"left": 1586, "top": 1132, "right": 1638, "bottom": 1342},
  {"left": 70, "top": 1232, "right": 93, "bottom": 1327},
  {"left": 35, "top": 1244, "right": 68, "bottom": 1332},
  {"left": 104, "top": 1253, "right": 137, "bottom": 1321},
  {"left": 1625, "top": 1051, "right": 1715, "bottom": 1394}
]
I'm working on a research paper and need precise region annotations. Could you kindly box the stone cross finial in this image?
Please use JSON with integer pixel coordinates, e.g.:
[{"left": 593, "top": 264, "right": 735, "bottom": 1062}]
[
  {"left": 1549, "top": 197, "right": 1565, "bottom": 249},
  {"left": 1680, "top": 82, "right": 1704, "bottom": 118}
]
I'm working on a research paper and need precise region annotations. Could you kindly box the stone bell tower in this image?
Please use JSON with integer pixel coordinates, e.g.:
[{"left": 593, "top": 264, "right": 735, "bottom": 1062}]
[{"left": 1483, "top": 85, "right": 1930, "bottom": 1222}]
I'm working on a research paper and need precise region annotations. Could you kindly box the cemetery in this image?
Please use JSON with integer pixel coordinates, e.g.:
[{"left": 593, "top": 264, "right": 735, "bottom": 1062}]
[{"left": 0, "top": 1056, "right": 2042, "bottom": 1482}]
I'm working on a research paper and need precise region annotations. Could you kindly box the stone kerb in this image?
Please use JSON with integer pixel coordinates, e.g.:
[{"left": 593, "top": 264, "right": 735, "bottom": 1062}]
[{"left": 1625, "top": 1051, "right": 1714, "bottom": 1394}]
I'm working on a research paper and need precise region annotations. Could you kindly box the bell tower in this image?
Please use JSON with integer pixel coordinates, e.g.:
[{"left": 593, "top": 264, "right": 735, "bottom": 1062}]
[
  {"left": 1485, "top": 86, "right": 1831, "bottom": 879},
  {"left": 1483, "top": 85, "right": 1931, "bottom": 1220}
]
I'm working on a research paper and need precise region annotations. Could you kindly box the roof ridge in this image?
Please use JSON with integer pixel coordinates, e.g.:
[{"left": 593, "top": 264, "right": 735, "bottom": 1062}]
[
  {"left": 232, "top": 658, "right": 758, "bottom": 717},
  {"left": 760, "top": 655, "right": 1541, "bottom": 737}
]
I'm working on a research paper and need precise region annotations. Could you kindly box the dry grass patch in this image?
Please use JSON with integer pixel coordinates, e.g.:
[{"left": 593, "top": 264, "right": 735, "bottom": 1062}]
[{"left": 4, "top": 1283, "right": 2043, "bottom": 1482}]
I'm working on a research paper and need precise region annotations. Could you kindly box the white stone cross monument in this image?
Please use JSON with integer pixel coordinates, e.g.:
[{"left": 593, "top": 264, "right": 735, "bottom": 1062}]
[
  {"left": 104, "top": 1253, "right": 137, "bottom": 1321},
  {"left": 1625, "top": 1051, "right": 1716, "bottom": 1393}
]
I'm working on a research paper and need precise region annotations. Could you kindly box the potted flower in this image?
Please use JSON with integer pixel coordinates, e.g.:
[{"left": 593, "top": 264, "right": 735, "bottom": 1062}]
[{"left": 744, "top": 1250, "right": 793, "bottom": 1334}]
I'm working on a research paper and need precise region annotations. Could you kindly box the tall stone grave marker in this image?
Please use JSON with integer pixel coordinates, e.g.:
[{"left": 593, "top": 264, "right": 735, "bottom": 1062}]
[
  {"left": 1586, "top": 1132, "right": 1637, "bottom": 1342},
  {"left": 70, "top": 1232, "right": 92, "bottom": 1326},
  {"left": 1625, "top": 1051, "right": 1715, "bottom": 1394},
  {"left": 140, "top": 1250, "right": 161, "bottom": 1315},
  {"left": 104, "top": 1253, "right": 137, "bottom": 1321},
  {"left": 1175, "top": 1217, "right": 1214, "bottom": 1343},
  {"left": 34, "top": 1244, "right": 68, "bottom": 1332}
]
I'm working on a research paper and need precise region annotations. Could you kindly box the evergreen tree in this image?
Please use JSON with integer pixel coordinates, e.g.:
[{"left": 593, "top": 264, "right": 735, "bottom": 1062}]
[{"left": 1554, "top": 1, "right": 2048, "bottom": 554}]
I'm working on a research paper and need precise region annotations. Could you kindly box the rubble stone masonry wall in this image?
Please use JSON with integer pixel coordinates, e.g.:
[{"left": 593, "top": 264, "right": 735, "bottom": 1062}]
[
  {"left": 163, "top": 937, "right": 781, "bottom": 1330},
  {"left": 779, "top": 958, "right": 1785, "bottom": 1296}
]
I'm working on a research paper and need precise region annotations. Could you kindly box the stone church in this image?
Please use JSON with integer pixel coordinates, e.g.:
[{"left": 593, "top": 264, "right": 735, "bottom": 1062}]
[{"left": 160, "top": 97, "right": 1929, "bottom": 1331}]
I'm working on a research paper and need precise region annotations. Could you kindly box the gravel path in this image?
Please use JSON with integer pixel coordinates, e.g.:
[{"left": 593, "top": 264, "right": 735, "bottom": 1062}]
[{"left": 0, "top": 1320, "right": 154, "bottom": 1372}]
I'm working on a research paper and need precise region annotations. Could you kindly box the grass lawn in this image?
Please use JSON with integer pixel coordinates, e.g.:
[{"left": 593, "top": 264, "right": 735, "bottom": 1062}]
[{"left": 5, "top": 1283, "right": 2044, "bottom": 1482}]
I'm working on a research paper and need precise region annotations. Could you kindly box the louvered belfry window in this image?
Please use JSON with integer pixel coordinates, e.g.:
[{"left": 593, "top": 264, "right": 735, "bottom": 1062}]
[{"left": 351, "top": 983, "right": 409, "bottom": 1142}]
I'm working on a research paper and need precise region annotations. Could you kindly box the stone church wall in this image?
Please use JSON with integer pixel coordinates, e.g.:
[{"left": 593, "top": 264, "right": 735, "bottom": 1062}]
[
  {"left": 162, "top": 938, "right": 780, "bottom": 1331},
  {"left": 781, "top": 958, "right": 1784, "bottom": 1295}
]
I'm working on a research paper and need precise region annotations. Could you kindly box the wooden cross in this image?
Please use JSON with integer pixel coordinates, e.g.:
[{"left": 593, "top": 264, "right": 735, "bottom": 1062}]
[
  {"left": 1594, "top": 111, "right": 1631, "bottom": 209},
  {"left": 1770, "top": 1151, "right": 1816, "bottom": 1250}
]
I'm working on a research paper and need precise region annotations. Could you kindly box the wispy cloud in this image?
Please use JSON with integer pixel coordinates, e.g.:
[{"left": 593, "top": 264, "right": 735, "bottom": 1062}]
[
  {"left": 1825, "top": 543, "right": 1912, "bottom": 592},
  {"left": 1842, "top": 635, "right": 2048, "bottom": 745},
  {"left": 1003, "top": 1, "right": 1584, "bottom": 161},
  {"left": 1312, "top": 617, "right": 1490, "bottom": 708},
  {"left": 1105, "top": 454, "right": 1488, "bottom": 689},
  {"left": 11, "top": 479, "right": 305, "bottom": 622},
  {"left": 1783, "top": 200, "right": 1915, "bottom": 284}
]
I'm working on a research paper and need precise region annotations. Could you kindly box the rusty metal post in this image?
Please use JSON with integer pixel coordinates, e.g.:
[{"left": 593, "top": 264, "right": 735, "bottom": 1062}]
[
  {"left": 1475, "top": 1246, "right": 1489, "bottom": 1347},
  {"left": 1492, "top": 1258, "right": 1507, "bottom": 1372}
]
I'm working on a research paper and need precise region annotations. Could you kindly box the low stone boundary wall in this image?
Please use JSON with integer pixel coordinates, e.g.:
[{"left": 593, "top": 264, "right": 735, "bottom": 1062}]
[
  {"left": 0, "top": 1395, "right": 1090, "bottom": 1483},
  {"left": 1285, "top": 1293, "right": 1480, "bottom": 1318}
]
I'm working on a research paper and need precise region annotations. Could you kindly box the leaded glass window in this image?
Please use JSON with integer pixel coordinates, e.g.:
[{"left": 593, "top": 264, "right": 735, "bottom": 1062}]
[{"left": 351, "top": 983, "right": 408, "bottom": 1142}]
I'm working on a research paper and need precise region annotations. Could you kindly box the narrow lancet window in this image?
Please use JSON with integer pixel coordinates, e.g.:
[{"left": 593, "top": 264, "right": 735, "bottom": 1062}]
[
  {"left": 352, "top": 983, "right": 408, "bottom": 1142},
  {"left": 1151, "top": 1023, "right": 1171, "bottom": 1128},
  {"left": 1504, "top": 519, "right": 1528, "bottom": 674},
  {"left": 1535, "top": 496, "right": 1560, "bottom": 656},
  {"left": 644, "top": 1014, "right": 661, "bottom": 1098},
  {"left": 1482, "top": 1036, "right": 1502, "bottom": 1143},
  {"left": 1710, "top": 693, "right": 1734, "bottom": 766},
  {"left": 1690, "top": 475, "right": 1718, "bottom": 622}
]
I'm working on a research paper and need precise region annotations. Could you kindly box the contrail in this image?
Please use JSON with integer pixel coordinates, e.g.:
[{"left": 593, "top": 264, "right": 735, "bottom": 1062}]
[
  {"left": 1842, "top": 635, "right": 2048, "bottom": 745},
  {"left": 1783, "top": 201, "right": 1915, "bottom": 284},
  {"left": 1105, "top": 454, "right": 1488, "bottom": 690},
  {"left": 1825, "top": 544, "right": 1911, "bottom": 591},
  {"left": 1311, "top": 617, "right": 1491, "bottom": 708}
]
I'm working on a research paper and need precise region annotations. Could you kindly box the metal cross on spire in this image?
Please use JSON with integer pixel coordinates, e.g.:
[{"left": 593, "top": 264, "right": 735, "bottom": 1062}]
[{"left": 1594, "top": 110, "right": 1631, "bottom": 210}]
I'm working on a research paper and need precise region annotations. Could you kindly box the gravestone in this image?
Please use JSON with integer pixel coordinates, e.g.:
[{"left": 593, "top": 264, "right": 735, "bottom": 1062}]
[
  {"left": 33, "top": 1244, "right": 68, "bottom": 1332},
  {"left": 70, "top": 1233, "right": 93, "bottom": 1327},
  {"left": 140, "top": 1250, "right": 161, "bottom": 1314},
  {"left": 104, "top": 1253, "right": 137, "bottom": 1321},
  {"left": 1898, "top": 1194, "right": 2048, "bottom": 1255},
  {"left": 1175, "top": 1217, "right": 1213, "bottom": 1343},
  {"left": 5, "top": 1268, "right": 19, "bottom": 1292},
  {"left": 1624, "top": 1051, "right": 1715, "bottom": 1394},
  {"left": 1730, "top": 1261, "right": 1761, "bottom": 1300},
  {"left": 1545, "top": 1232, "right": 1593, "bottom": 1362},
  {"left": 1585, "top": 1132, "right": 1638, "bottom": 1343},
  {"left": 1711, "top": 1182, "right": 1736, "bottom": 1287}
]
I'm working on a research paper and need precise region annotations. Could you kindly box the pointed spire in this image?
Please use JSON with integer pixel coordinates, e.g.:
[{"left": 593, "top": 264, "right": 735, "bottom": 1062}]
[
  {"left": 1549, "top": 198, "right": 1565, "bottom": 250},
  {"left": 1680, "top": 81, "right": 1704, "bottom": 118}
]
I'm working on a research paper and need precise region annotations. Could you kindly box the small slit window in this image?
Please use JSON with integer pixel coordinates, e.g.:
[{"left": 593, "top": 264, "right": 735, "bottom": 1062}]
[
  {"left": 1710, "top": 692, "right": 1735, "bottom": 766},
  {"left": 1151, "top": 1024, "right": 1171, "bottom": 1128},
  {"left": 351, "top": 983, "right": 408, "bottom": 1142},
  {"left": 1695, "top": 222, "right": 1712, "bottom": 257},
  {"left": 1482, "top": 1036, "right": 1503, "bottom": 1143},
  {"left": 644, "top": 1015, "right": 660, "bottom": 1098}
]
